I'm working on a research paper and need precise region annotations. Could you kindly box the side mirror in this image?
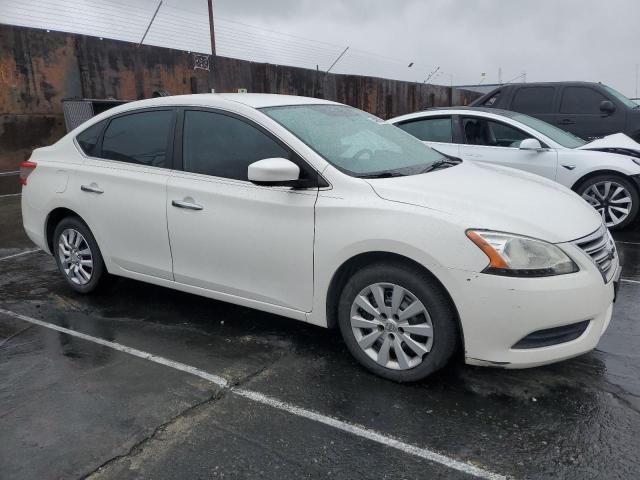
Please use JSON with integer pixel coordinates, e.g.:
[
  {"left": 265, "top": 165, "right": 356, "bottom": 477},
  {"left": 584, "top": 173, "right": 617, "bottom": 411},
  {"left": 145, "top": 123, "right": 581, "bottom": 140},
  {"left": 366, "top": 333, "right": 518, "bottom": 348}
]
[
  {"left": 600, "top": 100, "right": 616, "bottom": 115},
  {"left": 519, "top": 138, "right": 543, "bottom": 151},
  {"left": 248, "top": 158, "right": 301, "bottom": 186}
]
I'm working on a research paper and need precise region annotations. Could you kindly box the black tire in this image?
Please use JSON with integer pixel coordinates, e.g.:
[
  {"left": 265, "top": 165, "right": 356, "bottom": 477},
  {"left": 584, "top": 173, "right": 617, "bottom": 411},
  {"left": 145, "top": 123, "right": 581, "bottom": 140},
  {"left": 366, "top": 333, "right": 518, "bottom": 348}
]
[
  {"left": 53, "top": 217, "right": 107, "bottom": 294},
  {"left": 576, "top": 174, "right": 639, "bottom": 230},
  {"left": 337, "top": 262, "right": 458, "bottom": 383}
]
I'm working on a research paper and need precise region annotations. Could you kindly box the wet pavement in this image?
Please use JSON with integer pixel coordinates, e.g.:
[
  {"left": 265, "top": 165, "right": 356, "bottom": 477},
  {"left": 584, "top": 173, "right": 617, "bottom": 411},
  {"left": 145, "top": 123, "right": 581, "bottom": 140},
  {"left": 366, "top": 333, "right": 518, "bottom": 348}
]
[{"left": 1, "top": 194, "right": 639, "bottom": 479}]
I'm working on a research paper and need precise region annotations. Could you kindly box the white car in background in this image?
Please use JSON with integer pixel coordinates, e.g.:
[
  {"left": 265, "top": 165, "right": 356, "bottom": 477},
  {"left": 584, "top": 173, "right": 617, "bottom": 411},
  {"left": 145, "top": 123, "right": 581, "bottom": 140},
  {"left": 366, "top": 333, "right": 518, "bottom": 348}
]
[
  {"left": 21, "top": 94, "right": 618, "bottom": 382},
  {"left": 389, "top": 108, "right": 640, "bottom": 229}
]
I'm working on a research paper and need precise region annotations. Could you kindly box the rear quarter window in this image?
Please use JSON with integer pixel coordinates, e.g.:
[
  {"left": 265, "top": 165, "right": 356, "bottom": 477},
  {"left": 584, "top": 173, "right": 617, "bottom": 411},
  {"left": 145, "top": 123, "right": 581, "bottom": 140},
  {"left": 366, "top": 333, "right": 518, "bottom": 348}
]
[
  {"left": 75, "top": 119, "right": 107, "bottom": 156},
  {"left": 483, "top": 91, "right": 501, "bottom": 106}
]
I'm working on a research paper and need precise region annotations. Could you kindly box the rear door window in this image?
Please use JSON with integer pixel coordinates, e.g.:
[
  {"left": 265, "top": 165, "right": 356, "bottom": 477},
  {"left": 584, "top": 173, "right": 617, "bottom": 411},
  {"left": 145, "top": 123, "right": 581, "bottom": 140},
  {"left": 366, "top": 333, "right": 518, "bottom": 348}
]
[
  {"left": 560, "top": 87, "right": 607, "bottom": 114},
  {"left": 512, "top": 87, "right": 555, "bottom": 114},
  {"left": 100, "top": 110, "right": 175, "bottom": 168},
  {"left": 396, "top": 117, "right": 453, "bottom": 143}
]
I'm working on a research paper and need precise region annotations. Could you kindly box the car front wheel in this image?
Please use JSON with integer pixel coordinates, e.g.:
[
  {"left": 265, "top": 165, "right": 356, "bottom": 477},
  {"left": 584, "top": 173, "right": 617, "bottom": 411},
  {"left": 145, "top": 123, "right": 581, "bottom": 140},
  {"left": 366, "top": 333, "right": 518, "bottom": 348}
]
[
  {"left": 337, "top": 262, "right": 458, "bottom": 382},
  {"left": 577, "top": 174, "right": 639, "bottom": 230}
]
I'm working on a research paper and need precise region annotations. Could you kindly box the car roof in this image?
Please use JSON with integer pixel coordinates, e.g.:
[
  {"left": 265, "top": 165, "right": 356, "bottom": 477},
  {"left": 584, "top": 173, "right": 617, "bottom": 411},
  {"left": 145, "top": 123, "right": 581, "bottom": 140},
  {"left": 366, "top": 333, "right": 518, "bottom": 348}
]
[
  {"left": 107, "top": 93, "right": 340, "bottom": 112},
  {"left": 389, "top": 106, "right": 525, "bottom": 122},
  {"left": 484, "top": 81, "right": 604, "bottom": 90},
  {"left": 469, "top": 81, "right": 607, "bottom": 106},
  {"left": 217, "top": 93, "right": 340, "bottom": 108}
]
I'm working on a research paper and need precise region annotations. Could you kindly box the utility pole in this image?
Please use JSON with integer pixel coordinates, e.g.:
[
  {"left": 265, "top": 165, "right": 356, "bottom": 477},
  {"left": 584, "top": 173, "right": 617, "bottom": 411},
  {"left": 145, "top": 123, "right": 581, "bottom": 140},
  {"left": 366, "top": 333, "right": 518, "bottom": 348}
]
[
  {"left": 207, "top": 0, "right": 217, "bottom": 56},
  {"left": 207, "top": 0, "right": 217, "bottom": 92}
]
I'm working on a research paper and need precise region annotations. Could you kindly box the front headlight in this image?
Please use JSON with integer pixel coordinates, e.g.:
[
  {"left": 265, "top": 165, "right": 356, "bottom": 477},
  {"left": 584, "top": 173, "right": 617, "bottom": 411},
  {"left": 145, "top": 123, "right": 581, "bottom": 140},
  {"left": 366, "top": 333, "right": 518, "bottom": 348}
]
[{"left": 466, "top": 230, "right": 579, "bottom": 277}]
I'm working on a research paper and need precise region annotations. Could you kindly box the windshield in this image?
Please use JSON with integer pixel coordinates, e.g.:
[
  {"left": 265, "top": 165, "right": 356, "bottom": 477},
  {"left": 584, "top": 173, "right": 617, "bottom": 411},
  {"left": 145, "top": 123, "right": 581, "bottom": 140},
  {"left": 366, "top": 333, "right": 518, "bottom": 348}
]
[
  {"left": 510, "top": 112, "right": 587, "bottom": 148},
  {"left": 602, "top": 85, "right": 638, "bottom": 109},
  {"left": 261, "top": 104, "right": 447, "bottom": 177}
]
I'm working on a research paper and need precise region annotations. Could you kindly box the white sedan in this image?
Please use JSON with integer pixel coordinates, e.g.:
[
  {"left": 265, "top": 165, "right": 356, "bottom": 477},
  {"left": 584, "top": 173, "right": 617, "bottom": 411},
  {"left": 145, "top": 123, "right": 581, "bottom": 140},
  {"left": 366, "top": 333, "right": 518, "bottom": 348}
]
[
  {"left": 21, "top": 94, "right": 618, "bottom": 382},
  {"left": 389, "top": 108, "right": 640, "bottom": 229}
]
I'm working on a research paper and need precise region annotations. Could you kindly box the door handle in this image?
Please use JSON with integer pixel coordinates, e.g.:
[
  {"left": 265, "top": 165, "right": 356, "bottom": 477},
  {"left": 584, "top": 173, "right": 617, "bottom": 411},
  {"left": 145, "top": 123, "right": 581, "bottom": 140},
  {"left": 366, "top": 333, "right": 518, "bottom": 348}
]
[
  {"left": 557, "top": 119, "right": 575, "bottom": 125},
  {"left": 81, "top": 184, "right": 104, "bottom": 194},
  {"left": 172, "top": 199, "right": 203, "bottom": 211},
  {"left": 467, "top": 153, "right": 483, "bottom": 158}
]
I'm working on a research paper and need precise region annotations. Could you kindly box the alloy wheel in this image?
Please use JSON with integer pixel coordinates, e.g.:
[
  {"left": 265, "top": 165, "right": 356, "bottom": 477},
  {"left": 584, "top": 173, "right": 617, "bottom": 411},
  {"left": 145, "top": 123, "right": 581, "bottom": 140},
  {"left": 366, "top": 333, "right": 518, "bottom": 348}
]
[
  {"left": 581, "top": 180, "right": 633, "bottom": 228},
  {"left": 58, "top": 229, "right": 94, "bottom": 285},
  {"left": 349, "top": 282, "right": 434, "bottom": 371}
]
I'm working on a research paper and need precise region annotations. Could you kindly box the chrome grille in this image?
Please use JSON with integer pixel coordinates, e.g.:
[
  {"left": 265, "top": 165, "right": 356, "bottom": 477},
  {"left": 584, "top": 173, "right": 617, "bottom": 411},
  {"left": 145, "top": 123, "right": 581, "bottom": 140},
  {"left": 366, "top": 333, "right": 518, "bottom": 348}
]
[{"left": 574, "top": 224, "right": 618, "bottom": 283}]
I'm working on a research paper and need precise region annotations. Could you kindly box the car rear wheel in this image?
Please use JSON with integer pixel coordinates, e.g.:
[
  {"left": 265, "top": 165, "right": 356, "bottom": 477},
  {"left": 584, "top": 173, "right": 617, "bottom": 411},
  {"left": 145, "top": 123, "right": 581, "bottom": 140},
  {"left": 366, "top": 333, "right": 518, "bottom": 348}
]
[
  {"left": 53, "top": 217, "right": 107, "bottom": 293},
  {"left": 577, "top": 174, "right": 639, "bottom": 230},
  {"left": 337, "top": 262, "right": 458, "bottom": 382}
]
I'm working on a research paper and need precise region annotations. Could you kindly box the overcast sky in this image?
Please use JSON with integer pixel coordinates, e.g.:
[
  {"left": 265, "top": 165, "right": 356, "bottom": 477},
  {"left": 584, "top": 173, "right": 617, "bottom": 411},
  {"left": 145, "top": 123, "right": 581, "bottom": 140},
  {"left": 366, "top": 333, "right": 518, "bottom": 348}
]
[
  {"left": 213, "top": 0, "right": 640, "bottom": 96},
  {"left": 1, "top": 0, "right": 639, "bottom": 96}
]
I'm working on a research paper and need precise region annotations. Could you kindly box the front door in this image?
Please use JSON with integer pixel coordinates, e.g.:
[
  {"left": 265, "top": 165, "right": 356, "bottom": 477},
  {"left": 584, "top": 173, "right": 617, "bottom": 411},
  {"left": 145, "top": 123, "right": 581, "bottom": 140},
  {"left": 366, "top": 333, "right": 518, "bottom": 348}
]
[
  {"left": 167, "top": 109, "right": 317, "bottom": 312},
  {"left": 458, "top": 116, "right": 558, "bottom": 180},
  {"left": 554, "top": 86, "right": 626, "bottom": 140}
]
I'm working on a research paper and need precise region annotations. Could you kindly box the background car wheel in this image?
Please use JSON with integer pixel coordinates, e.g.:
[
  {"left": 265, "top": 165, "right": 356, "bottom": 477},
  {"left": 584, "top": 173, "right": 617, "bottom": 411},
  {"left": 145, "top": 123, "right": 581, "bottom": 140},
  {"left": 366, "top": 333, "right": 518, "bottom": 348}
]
[
  {"left": 577, "top": 174, "right": 639, "bottom": 230},
  {"left": 337, "top": 262, "right": 458, "bottom": 382},
  {"left": 53, "top": 217, "right": 107, "bottom": 294}
]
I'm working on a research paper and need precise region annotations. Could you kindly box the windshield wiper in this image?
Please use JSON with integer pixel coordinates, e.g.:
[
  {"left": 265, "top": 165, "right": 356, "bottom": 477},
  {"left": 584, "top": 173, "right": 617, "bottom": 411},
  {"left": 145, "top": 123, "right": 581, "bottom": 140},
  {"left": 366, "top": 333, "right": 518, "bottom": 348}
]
[
  {"left": 358, "top": 171, "right": 405, "bottom": 179},
  {"left": 419, "top": 156, "right": 462, "bottom": 174}
]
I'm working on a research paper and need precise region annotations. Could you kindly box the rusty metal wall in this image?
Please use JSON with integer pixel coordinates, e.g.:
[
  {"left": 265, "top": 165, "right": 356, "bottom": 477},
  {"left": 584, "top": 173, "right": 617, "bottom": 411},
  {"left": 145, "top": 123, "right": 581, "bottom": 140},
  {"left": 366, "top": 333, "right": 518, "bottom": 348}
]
[{"left": 0, "top": 24, "right": 480, "bottom": 173}]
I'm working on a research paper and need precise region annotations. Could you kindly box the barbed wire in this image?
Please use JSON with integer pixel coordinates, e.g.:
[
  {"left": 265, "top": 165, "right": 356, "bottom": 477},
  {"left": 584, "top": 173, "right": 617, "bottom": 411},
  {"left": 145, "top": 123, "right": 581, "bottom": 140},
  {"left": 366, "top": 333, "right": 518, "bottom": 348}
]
[{"left": 0, "top": 0, "right": 439, "bottom": 84}]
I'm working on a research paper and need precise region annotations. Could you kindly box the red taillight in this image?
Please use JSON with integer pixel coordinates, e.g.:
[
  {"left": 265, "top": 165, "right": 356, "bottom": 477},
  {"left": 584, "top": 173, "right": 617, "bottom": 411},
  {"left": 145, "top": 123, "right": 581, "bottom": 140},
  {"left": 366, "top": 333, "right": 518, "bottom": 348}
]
[{"left": 19, "top": 161, "right": 37, "bottom": 186}]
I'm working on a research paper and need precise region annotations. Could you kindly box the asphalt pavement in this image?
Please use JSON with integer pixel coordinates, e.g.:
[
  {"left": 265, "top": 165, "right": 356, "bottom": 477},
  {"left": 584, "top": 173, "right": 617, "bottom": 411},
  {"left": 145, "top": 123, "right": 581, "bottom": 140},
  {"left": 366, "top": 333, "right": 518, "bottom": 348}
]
[{"left": 1, "top": 194, "right": 639, "bottom": 479}]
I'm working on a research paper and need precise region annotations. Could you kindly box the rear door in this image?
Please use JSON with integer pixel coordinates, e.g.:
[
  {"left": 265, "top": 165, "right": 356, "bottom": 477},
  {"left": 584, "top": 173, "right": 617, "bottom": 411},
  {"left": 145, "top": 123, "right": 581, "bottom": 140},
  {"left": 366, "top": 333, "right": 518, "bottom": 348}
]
[
  {"left": 556, "top": 86, "right": 626, "bottom": 140},
  {"left": 394, "top": 115, "right": 460, "bottom": 157},
  {"left": 457, "top": 116, "right": 558, "bottom": 179},
  {"left": 74, "top": 108, "right": 176, "bottom": 279},
  {"left": 166, "top": 108, "right": 318, "bottom": 312}
]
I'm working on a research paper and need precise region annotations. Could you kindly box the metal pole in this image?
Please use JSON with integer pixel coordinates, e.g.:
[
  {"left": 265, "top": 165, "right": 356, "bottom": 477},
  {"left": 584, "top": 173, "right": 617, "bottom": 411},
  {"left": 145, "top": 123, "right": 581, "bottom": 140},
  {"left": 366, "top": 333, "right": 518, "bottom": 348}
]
[
  {"left": 208, "top": 0, "right": 216, "bottom": 56},
  {"left": 636, "top": 64, "right": 638, "bottom": 98},
  {"left": 207, "top": 0, "right": 217, "bottom": 92},
  {"left": 327, "top": 47, "right": 349, "bottom": 74},
  {"left": 138, "top": 0, "right": 163, "bottom": 48}
]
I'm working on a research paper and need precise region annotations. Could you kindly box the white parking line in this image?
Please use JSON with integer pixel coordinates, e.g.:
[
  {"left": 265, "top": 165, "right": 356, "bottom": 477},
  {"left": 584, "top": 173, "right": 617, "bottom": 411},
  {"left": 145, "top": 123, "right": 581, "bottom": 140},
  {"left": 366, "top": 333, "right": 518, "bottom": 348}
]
[
  {"left": 0, "top": 308, "right": 228, "bottom": 387},
  {"left": 234, "top": 388, "right": 505, "bottom": 479},
  {"left": 616, "top": 240, "right": 640, "bottom": 246},
  {"left": 0, "top": 248, "right": 41, "bottom": 262},
  {"left": 621, "top": 278, "right": 640, "bottom": 284},
  {"left": 0, "top": 307, "right": 506, "bottom": 480}
]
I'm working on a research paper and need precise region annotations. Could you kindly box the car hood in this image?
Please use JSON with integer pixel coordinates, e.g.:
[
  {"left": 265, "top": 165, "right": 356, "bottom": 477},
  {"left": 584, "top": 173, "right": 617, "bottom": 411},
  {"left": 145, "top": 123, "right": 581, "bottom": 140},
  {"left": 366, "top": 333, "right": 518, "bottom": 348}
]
[
  {"left": 366, "top": 161, "right": 601, "bottom": 243},
  {"left": 577, "top": 133, "right": 640, "bottom": 158}
]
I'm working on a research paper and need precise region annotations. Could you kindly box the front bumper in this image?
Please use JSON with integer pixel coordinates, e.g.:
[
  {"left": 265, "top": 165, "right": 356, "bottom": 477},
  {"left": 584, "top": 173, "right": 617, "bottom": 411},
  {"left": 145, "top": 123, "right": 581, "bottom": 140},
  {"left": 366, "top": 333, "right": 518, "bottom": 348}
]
[{"left": 446, "top": 242, "right": 617, "bottom": 369}]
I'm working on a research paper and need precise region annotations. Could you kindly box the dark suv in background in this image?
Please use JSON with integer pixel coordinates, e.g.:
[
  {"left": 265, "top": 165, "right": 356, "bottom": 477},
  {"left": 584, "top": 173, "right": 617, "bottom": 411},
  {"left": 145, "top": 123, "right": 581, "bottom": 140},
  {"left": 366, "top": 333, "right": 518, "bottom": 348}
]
[{"left": 471, "top": 81, "right": 640, "bottom": 142}]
